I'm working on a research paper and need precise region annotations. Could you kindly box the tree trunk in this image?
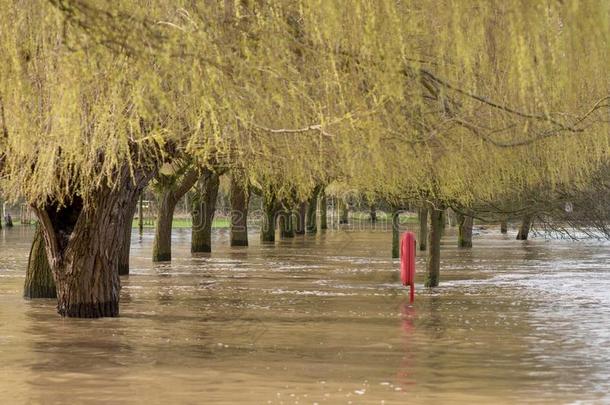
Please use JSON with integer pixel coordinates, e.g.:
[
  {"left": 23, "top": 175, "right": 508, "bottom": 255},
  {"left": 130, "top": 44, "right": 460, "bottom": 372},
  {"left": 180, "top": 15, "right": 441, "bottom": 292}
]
[
  {"left": 295, "top": 202, "right": 306, "bottom": 235},
  {"left": 138, "top": 194, "right": 144, "bottom": 234},
  {"left": 339, "top": 199, "right": 349, "bottom": 224},
  {"left": 152, "top": 168, "right": 199, "bottom": 262},
  {"left": 153, "top": 194, "right": 175, "bottom": 261},
  {"left": 516, "top": 215, "right": 532, "bottom": 240},
  {"left": 279, "top": 209, "right": 295, "bottom": 238},
  {"left": 118, "top": 198, "right": 139, "bottom": 275},
  {"left": 391, "top": 209, "right": 400, "bottom": 259},
  {"left": 24, "top": 225, "right": 56, "bottom": 299},
  {"left": 306, "top": 187, "right": 320, "bottom": 233},
  {"left": 457, "top": 214, "right": 474, "bottom": 248},
  {"left": 319, "top": 191, "right": 327, "bottom": 230},
  {"left": 425, "top": 204, "right": 444, "bottom": 287},
  {"left": 500, "top": 220, "right": 508, "bottom": 234},
  {"left": 191, "top": 170, "right": 220, "bottom": 253},
  {"left": 230, "top": 175, "right": 249, "bottom": 246},
  {"left": 370, "top": 203, "right": 377, "bottom": 223},
  {"left": 418, "top": 206, "right": 428, "bottom": 251},
  {"left": 33, "top": 164, "right": 153, "bottom": 318},
  {"left": 260, "top": 194, "right": 277, "bottom": 243}
]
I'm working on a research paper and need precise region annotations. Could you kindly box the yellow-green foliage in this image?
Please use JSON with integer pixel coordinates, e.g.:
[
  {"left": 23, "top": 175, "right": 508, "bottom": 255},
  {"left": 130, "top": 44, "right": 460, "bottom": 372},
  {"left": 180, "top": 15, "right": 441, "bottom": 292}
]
[{"left": 0, "top": 0, "right": 608, "bottom": 208}]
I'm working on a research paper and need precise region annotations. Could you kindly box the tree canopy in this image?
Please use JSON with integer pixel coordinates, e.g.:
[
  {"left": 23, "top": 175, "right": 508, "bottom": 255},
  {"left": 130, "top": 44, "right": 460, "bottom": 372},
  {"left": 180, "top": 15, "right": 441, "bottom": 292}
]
[{"left": 0, "top": 0, "right": 608, "bottom": 209}]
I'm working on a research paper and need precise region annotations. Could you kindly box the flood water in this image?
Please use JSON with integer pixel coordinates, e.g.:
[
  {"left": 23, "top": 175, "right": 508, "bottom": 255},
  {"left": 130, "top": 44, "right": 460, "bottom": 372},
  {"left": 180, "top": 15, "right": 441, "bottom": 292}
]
[{"left": 1, "top": 225, "right": 609, "bottom": 404}]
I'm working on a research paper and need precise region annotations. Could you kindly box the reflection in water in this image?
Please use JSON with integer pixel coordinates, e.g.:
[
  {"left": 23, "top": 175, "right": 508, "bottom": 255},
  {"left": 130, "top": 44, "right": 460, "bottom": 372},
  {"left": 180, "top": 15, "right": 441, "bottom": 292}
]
[{"left": 0, "top": 226, "right": 609, "bottom": 403}]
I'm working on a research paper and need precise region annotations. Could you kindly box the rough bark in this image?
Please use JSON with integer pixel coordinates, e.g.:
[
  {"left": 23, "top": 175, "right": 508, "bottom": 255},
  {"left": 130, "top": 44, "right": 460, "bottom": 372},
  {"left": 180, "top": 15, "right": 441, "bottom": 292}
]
[
  {"left": 191, "top": 169, "right": 220, "bottom": 253},
  {"left": 319, "top": 192, "right": 327, "bottom": 230},
  {"left": 230, "top": 175, "right": 249, "bottom": 246},
  {"left": 24, "top": 225, "right": 56, "bottom": 299},
  {"left": 500, "top": 220, "right": 508, "bottom": 234},
  {"left": 418, "top": 206, "right": 428, "bottom": 251},
  {"left": 33, "top": 164, "right": 153, "bottom": 318},
  {"left": 457, "top": 214, "right": 474, "bottom": 248},
  {"left": 152, "top": 168, "right": 199, "bottom": 262},
  {"left": 516, "top": 215, "right": 533, "bottom": 240},
  {"left": 118, "top": 198, "right": 139, "bottom": 275},
  {"left": 260, "top": 194, "right": 278, "bottom": 243},
  {"left": 425, "top": 204, "right": 444, "bottom": 287}
]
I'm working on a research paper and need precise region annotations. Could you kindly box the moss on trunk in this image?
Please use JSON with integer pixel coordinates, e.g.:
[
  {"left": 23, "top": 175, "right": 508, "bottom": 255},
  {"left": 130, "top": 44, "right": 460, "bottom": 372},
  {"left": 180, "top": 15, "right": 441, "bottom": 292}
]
[
  {"left": 24, "top": 226, "right": 56, "bottom": 299},
  {"left": 191, "top": 170, "right": 220, "bottom": 253}
]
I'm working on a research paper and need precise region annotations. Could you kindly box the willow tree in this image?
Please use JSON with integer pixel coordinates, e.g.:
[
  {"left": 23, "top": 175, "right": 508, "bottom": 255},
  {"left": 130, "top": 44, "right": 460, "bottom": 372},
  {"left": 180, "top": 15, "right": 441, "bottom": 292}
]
[
  {"left": 0, "top": 0, "right": 345, "bottom": 316},
  {"left": 1, "top": 0, "right": 608, "bottom": 317}
]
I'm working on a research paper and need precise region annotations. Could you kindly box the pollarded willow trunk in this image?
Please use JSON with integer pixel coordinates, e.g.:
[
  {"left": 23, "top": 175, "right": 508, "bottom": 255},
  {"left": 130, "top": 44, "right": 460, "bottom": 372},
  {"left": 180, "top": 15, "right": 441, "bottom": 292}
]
[
  {"left": 516, "top": 215, "right": 533, "bottom": 240},
  {"left": 152, "top": 168, "right": 199, "bottom": 262},
  {"left": 319, "top": 192, "right": 327, "bottom": 230},
  {"left": 230, "top": 175, "right": 249, "bottom": 247},
  {"left": 457, "top": 214, "right": 474, "bottom": 248},
  {"left": 391, "top": 208, "right": 400, "bottom": 259},
  {"left": 118, "top": 196, "right": 139, "bottom": 275},
  {"left": 261, "top": 194, "right": 278, "bottom": 243},
  {"left": 425, "top": 204, "right": 444, "bottom": 287},
  {"left": 500, "top": 220, "right": 508, "bottom": 234},
  {"left": 33, "top": 165, "right": 153, "bottom": 318},
  {"left": 191, "top": 170, "right": 220, "bottom": 253},
  {"left": 295, "top": 202, "right": 306, "bottom": 235},
  {"left": 418, "top": 206, "right": 428, "bottom": 251},
  {"left": 24, "top": 225, "right": 56, "bottom": 299},
  {"left": 306, "top": 187, "right": 320, "bottom": 234},
  {"left": 153, "top": 193, "right": 175, "bottom": 261}
]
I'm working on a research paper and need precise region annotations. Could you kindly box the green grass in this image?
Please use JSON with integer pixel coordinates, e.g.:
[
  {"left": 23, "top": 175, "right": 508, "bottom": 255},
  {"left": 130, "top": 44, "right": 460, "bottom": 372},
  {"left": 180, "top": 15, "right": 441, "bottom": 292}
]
[{"left": 133, "top": 217, "right": 231, "bottom": 229}]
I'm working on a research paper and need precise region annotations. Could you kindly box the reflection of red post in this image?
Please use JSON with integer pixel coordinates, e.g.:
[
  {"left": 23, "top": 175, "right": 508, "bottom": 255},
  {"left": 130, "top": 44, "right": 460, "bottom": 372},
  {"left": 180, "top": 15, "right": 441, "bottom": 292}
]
[{"left": 400, "top": 232, "right": 416, "bottom": 303}]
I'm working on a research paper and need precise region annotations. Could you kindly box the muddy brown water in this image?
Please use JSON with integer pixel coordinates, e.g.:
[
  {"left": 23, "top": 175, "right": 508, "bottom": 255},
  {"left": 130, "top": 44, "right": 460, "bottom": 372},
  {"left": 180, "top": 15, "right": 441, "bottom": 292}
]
[{"left": 1, "top": 225, "right": 609, "bottom": 404}]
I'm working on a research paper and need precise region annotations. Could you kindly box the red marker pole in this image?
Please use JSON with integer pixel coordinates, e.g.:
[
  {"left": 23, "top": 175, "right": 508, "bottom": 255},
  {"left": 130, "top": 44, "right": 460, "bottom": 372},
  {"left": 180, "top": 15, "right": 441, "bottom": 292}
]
[{"left": 400, "top": 232, "right": 416, "bottom": 304}]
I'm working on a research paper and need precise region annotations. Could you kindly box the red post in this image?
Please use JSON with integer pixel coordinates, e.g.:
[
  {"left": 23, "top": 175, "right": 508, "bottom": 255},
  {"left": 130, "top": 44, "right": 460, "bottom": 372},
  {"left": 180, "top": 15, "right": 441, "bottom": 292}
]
[{"left": 400, "top": 232, "right": 416, "bottom": 303}]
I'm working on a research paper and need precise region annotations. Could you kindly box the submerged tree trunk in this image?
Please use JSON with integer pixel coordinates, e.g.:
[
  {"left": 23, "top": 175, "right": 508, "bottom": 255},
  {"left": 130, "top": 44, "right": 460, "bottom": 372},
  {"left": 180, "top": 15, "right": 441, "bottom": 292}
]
[
  {"left": 138, "top": 194, "right": 144, "bottom": 234},
  {"left": 500, "top": 220, "right": 508, "bottom": 234},
  {"left": 279, "top": 207, "right": 295, "bottom": 238},
  {"left": 516, "top": 215, "right": 533, "bottom": 240},
  {"left": 33, "top": 164, "right": 153, "bottom": 318},
  {"left": 295, "top": 202, "right": 307, "bottom": 235},
  {"left": 153, "top": 168, "right": 199, "bottom": 262},
  {"left": 425, "top": 204, "right": 444, "bottom": 287},
  {"left": 418, "top": 206, "right": 428, "bottom": 251},
  {"left": 118, "top": 199, "right": 139, "bottom": 275},
  {"left": 319, "top": 191, "right": 327, "bottom": 230},
  {"left": 306, "top": 187, "right": 320, "bottom": 234},
  {"left": 391, "top": 208, "right": 400, "bottom": 259},
  {"left": 457, "top": 214, "right": 474, "bottom": 248},
  {"left": 339, "top": 199, "right": 349, "bottom": 224},
  {"left": 261, "top": 194, "right": 278, "bottom": 243},
  {"left": 230, "top": 175, "right": 250, "bottom": 246},
  {"left": 191, "top": 169, "right": 220, "bottom": 253},
  {"left": 370, "top": 203, "right": 377, "bottom": 223},
  {"left": 24, "top": 225, "right": 56, "bottom": 299}
]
